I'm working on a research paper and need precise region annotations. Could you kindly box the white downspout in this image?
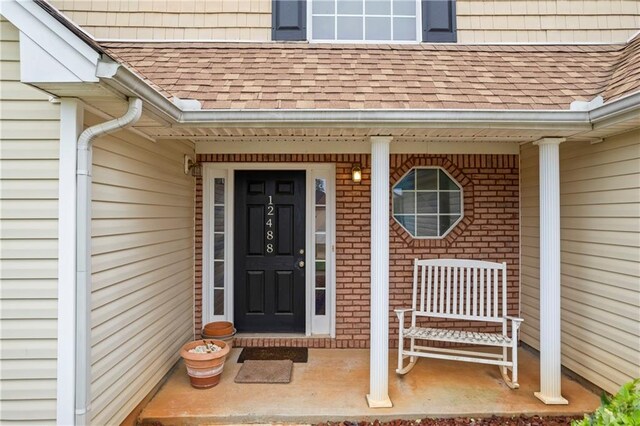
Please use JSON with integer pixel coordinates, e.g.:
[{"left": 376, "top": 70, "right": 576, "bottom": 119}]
[{"left": 75, "top": 97, "right": 142, "bottom": 425}]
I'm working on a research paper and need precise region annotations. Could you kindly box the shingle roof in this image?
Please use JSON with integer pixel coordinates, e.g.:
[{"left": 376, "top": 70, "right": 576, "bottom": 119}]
[
  {"left": 603, "top": 33, "right": 640, "bottom": 102},
  {"left": 102, "top": 40, "right": 637, "bottom": 110}
]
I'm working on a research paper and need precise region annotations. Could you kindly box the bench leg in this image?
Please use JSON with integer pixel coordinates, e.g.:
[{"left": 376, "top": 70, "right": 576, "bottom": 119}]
[
  {"left": 396, "top": 336, "right": 418, "bottom": 375},
  {"left": 397, "top": 331, "right": 404, "bottom": 372},
  {"left": 499, "top": 342, "right": 520, "bottom": 389}
]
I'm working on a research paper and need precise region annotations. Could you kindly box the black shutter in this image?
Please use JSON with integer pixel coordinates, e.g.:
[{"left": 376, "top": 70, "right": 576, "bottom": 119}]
[
  {"left": 272, "top": 0, "right": 307, "bottom": 41},
  {"left": 422, "top": 0, "right": 457, "bottom": 43}
]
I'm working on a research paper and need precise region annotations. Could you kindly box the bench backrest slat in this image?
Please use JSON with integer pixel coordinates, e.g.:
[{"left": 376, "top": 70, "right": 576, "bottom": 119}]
[{"left": 411, "top": 259, "right": 508, "bottom": 322}]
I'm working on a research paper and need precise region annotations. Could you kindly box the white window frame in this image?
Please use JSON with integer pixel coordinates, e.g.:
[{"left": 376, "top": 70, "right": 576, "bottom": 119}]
[
  {"left": 307, "top": 0, "right": 423, "bottom": 44},
  {"left": 392, "top": 166, "right": 464, "bottom": 239},
  {"left": 202, "top": 163, "right": 337, "bottom": 337}
]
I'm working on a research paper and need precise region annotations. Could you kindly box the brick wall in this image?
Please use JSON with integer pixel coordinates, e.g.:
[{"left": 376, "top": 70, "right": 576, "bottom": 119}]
[{"left": 195, "top": 153, "right": 519, "bottom": 348}]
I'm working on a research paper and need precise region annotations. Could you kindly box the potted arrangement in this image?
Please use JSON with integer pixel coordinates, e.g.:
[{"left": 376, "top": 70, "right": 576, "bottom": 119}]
[
  {"left": 202, "top": 321, "right": 236, "bottom": 347},
  {"left": 180, "top": 339, "right": 230, "bottom": 389}
]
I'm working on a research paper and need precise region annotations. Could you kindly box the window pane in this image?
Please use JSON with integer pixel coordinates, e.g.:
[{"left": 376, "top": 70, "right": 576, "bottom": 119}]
[
  {"left": 214, "top": 233, "right": 224, "bottom": 259},
  {"left": 214, "top": 178, "right": 225, "bottom": 205},
  {"left": 395, "top": 169, "right": 415, "bottom": 190},
  {"left": 313, "top": 16, "right": 335, "bottom": 39},
  {"left": 214, "top": 206, "right": 224, "bottom": 232},
  {"left": 439, "top": 170, "right": 460, "bottom": 190},
  {"left": 315, "top": 178, "right": 327, "bottom": 204},
  {"left": 439, "top": 192, "right": 461, "bottom": 214},
  {"left": 395, "top": 215, "right": 415, "bottom": 235},
  {"left": 393, "top": 190, "right": 415, "bottom": 214},
  {"left": 337, "top": 0, "right": 362, "bottom": 14},
  {"left": 416, "top": 168, "right": 437, "bottom": 190},
  {"left": 365, "top": 17, "right": 391, "bottom": 40},
  {"left": 316, "top": 261, "right": 326, "bottom": 287},
  {"left": 439, "top": 214, "right": 461, "bottom": 235},
  {"left": 315, "top": 289, "right": 326, "bottom": 315},
  {"left": 313, "top": 0, "right": 335, "bottom": 14},
  {"left": 393, "top": 17, "right": 416, "bottom": 40},
  {"left": 366, "top": 0, "right": 390, "bottom": 14},
  {"left": 416, "top": 192, "right": 437, "bottom": 213},
  {"left": 315, "top": 206, "right": 326, "bottom": 232},
  {"left": 214, "top": 289, "right": 224, "bottom": 315},
  {"left": 316, "top": 233, "right": 326, "bottom": 260},
  {"left": 416, "top": 215, "right": 438, "bottom": 237},
  {"left": 393, "top": 0, "right": 416, "bottom": 15},
  {"left": 337, "top": 16, "right": 363, "bottom": 40},
  {"left": 214, "top": 261, "right": 224, "bottom": 288}
]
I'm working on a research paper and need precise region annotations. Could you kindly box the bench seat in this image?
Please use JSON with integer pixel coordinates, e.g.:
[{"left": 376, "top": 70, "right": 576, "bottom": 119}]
[{"left": 403, "top": 326, "right": 512, "bottom": 347}]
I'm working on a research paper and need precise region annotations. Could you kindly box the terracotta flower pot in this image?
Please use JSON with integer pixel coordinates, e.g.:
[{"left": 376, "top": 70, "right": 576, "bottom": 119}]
[
  {"left": 203, "top": 321, "right": 234, "bottom": 337},
  {"left": 202, "top": 321, "right": 236, "bottom": 348},
  {"left": 180, "top": 339, "right": 230, "bottom": 389}
]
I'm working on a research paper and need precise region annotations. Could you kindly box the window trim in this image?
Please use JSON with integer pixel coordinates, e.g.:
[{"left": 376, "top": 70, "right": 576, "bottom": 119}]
[
  {"left": 307, "top": 0, "right": 423, "bottom": 44},
  {"left": 392, "top": 166, "right": 464, "bottom": 239}
]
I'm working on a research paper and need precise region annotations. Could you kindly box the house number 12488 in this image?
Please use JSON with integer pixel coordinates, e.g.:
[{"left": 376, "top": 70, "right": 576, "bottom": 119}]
[{"left": 266, "top": 195, "right": 274, "bottom": 253}]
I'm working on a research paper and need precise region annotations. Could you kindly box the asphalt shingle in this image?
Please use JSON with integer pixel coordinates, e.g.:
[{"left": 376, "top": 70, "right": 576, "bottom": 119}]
[{"left": 101, "top": 39, "right": 638, "bottom": 110}]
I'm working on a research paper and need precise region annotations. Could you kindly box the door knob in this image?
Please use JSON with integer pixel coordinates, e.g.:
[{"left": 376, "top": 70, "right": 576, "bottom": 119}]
[{"left": 298, "top": 260, "right": 305, "bottom": 268}]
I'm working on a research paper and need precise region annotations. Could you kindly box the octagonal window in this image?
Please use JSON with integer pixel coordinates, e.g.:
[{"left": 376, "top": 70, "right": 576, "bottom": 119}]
[{"left": 392, "top": 167, "right": 463, "bottom": 238}]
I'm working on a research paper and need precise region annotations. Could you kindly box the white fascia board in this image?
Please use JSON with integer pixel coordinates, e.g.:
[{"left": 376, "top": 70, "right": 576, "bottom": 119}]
[
  {"left": 179, "top": 109, "right": 591, "bottom": 130},
  {"left": 1, "top": 0, "right": 99, "bottom": 82}
]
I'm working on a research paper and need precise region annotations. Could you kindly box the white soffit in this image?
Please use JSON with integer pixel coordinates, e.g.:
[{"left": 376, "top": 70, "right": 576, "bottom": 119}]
[{"left": 1, "top": 0, "right": 99, "bottom": 83}]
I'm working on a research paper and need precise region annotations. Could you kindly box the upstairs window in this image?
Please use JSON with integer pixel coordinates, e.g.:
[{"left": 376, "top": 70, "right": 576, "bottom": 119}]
[
  {"left": 311, "top": 0, "right": 418, "bottom": 42},
  {"left": 272, "top": 0, "right": 456, "bottom": 43}
]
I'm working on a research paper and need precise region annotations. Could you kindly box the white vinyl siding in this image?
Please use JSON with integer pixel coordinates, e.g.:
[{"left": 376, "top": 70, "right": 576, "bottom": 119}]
[
  {"left": 89, "top": 114, "right": 195, "bottom": 425},
  {"left": 0, "top": 17, "right": 60, "bottom": 425},
  {"left": 520, "top": 131, "right": 640, "bottom": 395}
]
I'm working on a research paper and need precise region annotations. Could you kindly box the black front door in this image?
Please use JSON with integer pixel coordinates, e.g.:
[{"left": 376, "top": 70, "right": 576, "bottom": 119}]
[{"left": 234, "top": 170, "right": 306, "bottom": 332}]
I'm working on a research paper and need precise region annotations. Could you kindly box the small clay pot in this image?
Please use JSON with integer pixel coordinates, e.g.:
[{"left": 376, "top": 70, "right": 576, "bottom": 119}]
[
  {"left": 180, "top": 339, "right": 230, "bottom": 389},
  {"left": 203, "top": 321, "right": 234, "bottom": 337}
]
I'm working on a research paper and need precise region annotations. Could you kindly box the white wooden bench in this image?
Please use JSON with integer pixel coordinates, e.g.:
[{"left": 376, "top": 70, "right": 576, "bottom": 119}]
[{"left": 395, "top": 259, "right": 523, "bottom": 389}]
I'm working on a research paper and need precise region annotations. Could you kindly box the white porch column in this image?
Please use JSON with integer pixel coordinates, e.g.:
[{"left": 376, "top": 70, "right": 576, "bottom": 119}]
[
  {"left": 367, "top": 136, "right": 393, "bottom": 408},
  {"left": 533, "top": 137, "right": 568, "bottom": 405}
]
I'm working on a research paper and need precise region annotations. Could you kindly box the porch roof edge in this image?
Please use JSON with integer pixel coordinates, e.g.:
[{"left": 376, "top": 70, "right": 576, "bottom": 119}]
[{"left": 100, "top": 59, "right": 640, "bottom": 131}]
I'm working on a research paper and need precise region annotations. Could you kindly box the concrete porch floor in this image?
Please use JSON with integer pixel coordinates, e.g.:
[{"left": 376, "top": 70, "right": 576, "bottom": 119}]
[{"left": 139, "top": 347, "right": 599, "bottom": 425}]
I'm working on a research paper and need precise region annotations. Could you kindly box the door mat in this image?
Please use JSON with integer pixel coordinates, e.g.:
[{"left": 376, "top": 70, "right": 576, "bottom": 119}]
[
  {"left": 234, "top": 360, "right": 293, "bottom": 384},
  {"left": 237, "top": 347, "right": 308, "bottom": 363}
]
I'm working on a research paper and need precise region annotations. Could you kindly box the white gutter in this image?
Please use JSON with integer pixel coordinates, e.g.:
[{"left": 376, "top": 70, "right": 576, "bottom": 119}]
[
  {"left": 75, "top": 97, "right": 142, "bottom": 425},
  {"left": 96, "top": 59, "right": 640, "bottom": 132},
  {"left": 588, "top": 91, "right": 640, "bottom": 123}
]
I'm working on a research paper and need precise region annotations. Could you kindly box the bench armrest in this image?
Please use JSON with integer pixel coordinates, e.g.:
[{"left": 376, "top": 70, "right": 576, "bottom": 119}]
[
  {"left": 395, "top": 308, "right": 414, "bottom": 321},
  {"left": 505, "top": 315, "right": 523, "bottom": 323}
]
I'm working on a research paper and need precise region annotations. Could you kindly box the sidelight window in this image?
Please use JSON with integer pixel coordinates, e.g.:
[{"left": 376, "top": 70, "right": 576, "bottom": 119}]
[
  {"left": 212, "top": 178, "right": 226, "bottom": 315},
  {"left": 314, "top": 178, "right": 328, "bottom": 315}
]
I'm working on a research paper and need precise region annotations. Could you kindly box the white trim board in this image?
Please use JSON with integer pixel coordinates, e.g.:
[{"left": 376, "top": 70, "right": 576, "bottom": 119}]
[
  {"left": 1, "top": 0, "right": 99, "bottom": 82},
  {"left": 57, "top": 98, "right": 83, "bottom": 425},
  {"left": 195, "top": 140, "right": 520, "bottom": 155},
  {"left": 202, "top": 163, "right": 337, "bottom": 338}
]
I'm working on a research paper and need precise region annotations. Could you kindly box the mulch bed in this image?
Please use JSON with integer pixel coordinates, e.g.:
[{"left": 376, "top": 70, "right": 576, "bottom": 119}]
[{"left": 319, "top": 416, "right": 583, "bottom": 426}]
